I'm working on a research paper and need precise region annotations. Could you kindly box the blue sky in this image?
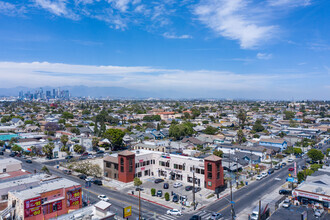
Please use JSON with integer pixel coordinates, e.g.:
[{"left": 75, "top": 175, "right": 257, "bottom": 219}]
[{"left": 0, "top": 0, "right": 329, "bottom": 99}]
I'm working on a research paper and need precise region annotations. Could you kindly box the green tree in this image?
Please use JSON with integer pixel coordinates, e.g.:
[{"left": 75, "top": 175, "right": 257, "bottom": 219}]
[
  {"left": 71, "top": 127, "right": 81, "bottom": 135},
  {"left": 252, "top": 119, "right": 264, "bottom": 132},
  {"left": 169, "top": 122, "right": 194, "bottom": 140},
  {"left": 164, "top": 192, "right": 170, "bottom": 201},
  {"left": 326, "top": 148, "right": 330, "bottom": 157},
  {"left": 134, "top": 177, "right": 142, "bottom": 187},
  {"left": 237, "top": 109, "right": 246, "bottom": 128},
  {"left": 213, "top": 149, "right": 224, "bottom": 158},
  {"left": 203, "top": 126, "right": 218, "bottom": 135},
  {"left": 41, "top": 166, "right": 51, "bottom": 175},
  {"left": 156, "top": 123, "right": 160, "bottom": 131},
  {"left": 293, "top": 147, "right": 302, "bottom": 155},
  {"left": 278, "top": 132, "right": 286, "bottom": 138},
  {"left": 60, "top": 135, "right": 68, "bottom": 147},
  {"left": 92, "top": 137, "right": 100, "bottom": 151},
  {"left": 94, "top": 122, "right": 99, "bottom": 136},
  {"left": 73, "top": 144, "right": 85, "bottom": 153},
  {"left": 284, "top": 111, "right": 295, "bottom": 120},
  {"left": 104, "top": 129, "right": 125, "bottom": 150},
  {"left": 237, "top": 129, "right": 245, "bottom": 144},
  {"left": 62, "top": 111, "right": 74, "bottom": 120},
  {"left": 307, "top": 149, "right": 324, "bottom": 163},
  {"left": 11, "top": 144, "right": 23, "bottom": 152},
  {"left": 42, "top": 143, "right": 54, "bottom": 158}
]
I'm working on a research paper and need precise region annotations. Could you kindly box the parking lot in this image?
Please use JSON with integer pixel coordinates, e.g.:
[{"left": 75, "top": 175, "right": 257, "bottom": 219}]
[{"left": 126, "top": 177, "right": 215, "bottom": 208}]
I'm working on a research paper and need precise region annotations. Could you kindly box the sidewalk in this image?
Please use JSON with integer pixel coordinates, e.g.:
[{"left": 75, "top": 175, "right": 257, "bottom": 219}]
[{"left": 236, "top": 182, "right": 289, "bottom": 220}]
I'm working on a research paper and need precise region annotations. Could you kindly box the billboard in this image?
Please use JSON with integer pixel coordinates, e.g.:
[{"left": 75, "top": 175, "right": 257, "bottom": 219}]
[
  {"left": 66, "top": 187, "right": 81, "bottom": 207},
  {"left": 24, "top": 197, "right": 42, "bottom": 218},
  {"left": 123, "top": 206, "right": 132, "bottom": 218}
]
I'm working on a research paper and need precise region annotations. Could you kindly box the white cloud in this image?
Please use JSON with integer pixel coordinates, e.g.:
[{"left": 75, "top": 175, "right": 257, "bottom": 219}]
[
  {"left": 194, "top": 0, "right": 277, "bottom": 49},
  {"left": 107, "top": 0, "right": 131, "bottom": 12},
  {"left": 163, "top": 32, "right": 192, "bottom": 39},
  {"left": 257, "top": 53, "right": 272, "bottom": 60},
  {"left": 268, "top": 0, "right": 311, "bottom": 7},
  {"left": 34, "top": 0, "right": 78, "bottom": 19},
  {"left": 0, "top": 1, "right": 25, "bottom": 16}
]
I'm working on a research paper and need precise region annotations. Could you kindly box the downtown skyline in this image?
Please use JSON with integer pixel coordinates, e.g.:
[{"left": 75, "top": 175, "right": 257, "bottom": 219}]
[{"left": 0, "top": 0, "right": 329, "bottom": 100}]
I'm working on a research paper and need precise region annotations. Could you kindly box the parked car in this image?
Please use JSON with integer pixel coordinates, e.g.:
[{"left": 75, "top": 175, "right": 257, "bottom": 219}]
[
  {"left": 193, "top": 187, "right": 201, "bottom": 193},
  {"left": 268, "top": 168, "right": 274, "bottom": 174},
  {"left": 98, "top": 195, "right": 110, "bottom": 202},
  {"left": 63, "top": 170, "right": 72, "bottom": 175},
  {"left": 25, "top": 159, "right": 32, "bottom": 163},
  {"left": 314, "top": 208, "right": 324, "bottom": 217},
  {"left": 157, "top": 190, "right": 163, "bottom": 197},
  {"left": 281, "top": 162, "right": 287, "bottom": 166},
  {"left": 172, "top": 194, "right": 179, "bottom": 202},
  {"left": 78, "top": 174, "right": 87, "bottom": 180},
  {"left": 65, "top": 155, "right": 73, "bottom": 159},
  {"left": 166, "top": 209, "right": 182, "bottom": 216},
  {"left": 185, "top": 186, "right": 193, "bottom": 191},
  {"left": 282, "top": 199, "right": 291, "bottom": 208},
  {"left": 81, "top": 152, "right": 89, "bottom": 156},
  {"left": 190, "top": 215, "right": 201, "bottom": 220},
  {"left": 288, "top": 158, "right": 294, "bottom": 163},
  {"left": 96, "top": 150, "right": 104, "bottom": 154},
  {"left": 173, "top": 182, "right": 183, "bottom": 188},
  {"left": 209, "top": 212, "right": 223, "bottom": 220},
  {"left": 288, "top": 167, "right": 294, "bottom": 172},
  {"left": 261, "top": 172, "right": 268, "bottom": 178},
  {"left": 0, "top": 152, "right": 3, "bottom": 155},
  {"left": 163, "top": 183, "right": 169, "bottom": 189},
  {"left": 135, "top": 187, "right": 143, "bottom": 191},
  {"left": 9, "top": 152, "right": 16, "bottom": 157},
  {"left": 279, "top": 189, "right": 292, "bottom": 195},
  {"left": 301, "top": 165, "right": 307, "bottom": 170},
  {"left": 274, "top": 165, "right": 280, "bottom": 170},
  {"left": 93, "top": 179, "right": 103, "bottom": 185},
  {"left": 85, "top": 177, "right": 94, "bottom": 182},
  {"left": 154, "top": 178, "right": 164, "bottom": 184},
  {"left": 256, "top": 175, "right": 263, "bottom": 180}
]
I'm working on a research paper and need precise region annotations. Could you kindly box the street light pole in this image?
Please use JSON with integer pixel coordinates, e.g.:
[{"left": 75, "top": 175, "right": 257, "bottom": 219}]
[{"left": 229, "top": 151, "right": 235, "bottom": 220}]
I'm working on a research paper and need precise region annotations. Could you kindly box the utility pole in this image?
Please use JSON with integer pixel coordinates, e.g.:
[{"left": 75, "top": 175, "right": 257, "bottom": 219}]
[
  {"left": 139, "top": 188, "right": 141, "bottom": 220},
  {"left": 258, "top": 200, "right": 261, "bottom": 220},
  {"left": 229, "top": 151, "right": 235, "bottom": 220},
  {"left": 270, "top": 154, "right": 273, "bottom": 169},
  {"left": 193, "top": 166, "right": 196, "bottom": 210}
]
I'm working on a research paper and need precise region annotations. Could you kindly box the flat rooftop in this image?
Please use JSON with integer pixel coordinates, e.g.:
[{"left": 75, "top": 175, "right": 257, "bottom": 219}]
[{"left": 10, "top": 178, "right": 80, "bottom": 201}]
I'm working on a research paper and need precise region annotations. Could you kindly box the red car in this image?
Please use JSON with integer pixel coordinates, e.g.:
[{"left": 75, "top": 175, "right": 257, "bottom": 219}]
[{"left": 288, "top": 167, "right": 294, "bottom": 171}]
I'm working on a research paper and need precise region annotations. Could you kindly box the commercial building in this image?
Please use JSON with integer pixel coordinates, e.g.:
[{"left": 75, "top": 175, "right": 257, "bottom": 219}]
[
  {"left": 6, "top": 178, "right": 82, "bottom": 220},
  {"left": 103, "top": 149, "right": 225, "bottom": 191},
  {"left": 292, "top": 168, "right": 330, "bottom": 210}
]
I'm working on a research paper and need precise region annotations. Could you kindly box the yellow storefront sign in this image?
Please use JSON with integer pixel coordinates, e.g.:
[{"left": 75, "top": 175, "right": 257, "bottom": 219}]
[{"left": 123, "top": 206, "right": 132, "bottom": 218}]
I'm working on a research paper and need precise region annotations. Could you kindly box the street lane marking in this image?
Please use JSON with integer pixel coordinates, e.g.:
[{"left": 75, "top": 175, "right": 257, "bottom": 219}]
[{"left": 217, "top": 197, "right": 242, "bottom": 213}]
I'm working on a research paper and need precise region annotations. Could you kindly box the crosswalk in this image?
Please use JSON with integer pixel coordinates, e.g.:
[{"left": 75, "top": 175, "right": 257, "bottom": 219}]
[
  {"left": 141, "top": 212, "right": 182, "bottom": 220},
  {"left": 141, "top": 210, "right": 213, "bottom": 220},
  {"left": 194, "top": 210, "right": 213, "bottom": 219}
]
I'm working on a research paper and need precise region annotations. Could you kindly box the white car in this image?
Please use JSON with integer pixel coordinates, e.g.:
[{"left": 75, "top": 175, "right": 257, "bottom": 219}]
[
  {"left": 85, "top": 177, "right": 94, "bottom": 182},
  {"left": 167, "top": 209, "right": 182, "bottom": 216},
  {"left": 282, "top": 199, "right": 291, "bottom": 208},
  {"left": 288, "top": 158, "right": 294, "bottom": 163},
  {"left": 98, "top": 195, "right": 110, "bottom": 202},
  {"left": 173, "top": 182, "right": 183, "bottom": 188},
  {"left": 261, "top": 172, "right": 268, "bottom": 178},
  {"left": 256, "top": 175, "right": 263, "bottom": 180}
]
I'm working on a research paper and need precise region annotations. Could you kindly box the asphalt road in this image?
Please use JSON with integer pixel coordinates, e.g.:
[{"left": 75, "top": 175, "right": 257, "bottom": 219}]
[
  {"left": 1, "top": 153, "right": 168, "bottom": 220},
  {"left": 184, "top": 157, "right": 305, "bottom": 220}
]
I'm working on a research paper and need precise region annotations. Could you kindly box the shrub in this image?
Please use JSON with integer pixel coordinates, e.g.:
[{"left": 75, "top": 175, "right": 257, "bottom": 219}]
[
  {"left": 151, "top": 188, "right": 156, "bottom": 196},
  {"left": 164, "top": 192, "right": 170, "bottom": 201}
]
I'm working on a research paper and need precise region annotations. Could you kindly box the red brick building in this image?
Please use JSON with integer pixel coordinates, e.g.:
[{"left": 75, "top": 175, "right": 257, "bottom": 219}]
[{"left": 204, "top": 155, "right": 224, "bottom": 191}]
